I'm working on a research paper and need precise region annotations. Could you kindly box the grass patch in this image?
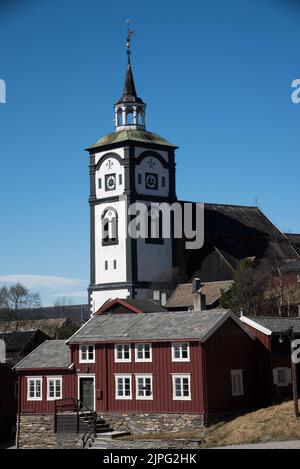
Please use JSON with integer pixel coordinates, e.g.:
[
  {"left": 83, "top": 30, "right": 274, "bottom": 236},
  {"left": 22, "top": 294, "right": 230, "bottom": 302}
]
[{"left": 120, "top": 400, "right": 300, "bottom": 447}]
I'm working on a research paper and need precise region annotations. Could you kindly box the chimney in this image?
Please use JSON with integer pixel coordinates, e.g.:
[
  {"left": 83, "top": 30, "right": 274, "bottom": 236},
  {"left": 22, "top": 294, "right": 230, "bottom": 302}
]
[{"left": 192, "top": 278, "right": 206, "bottom": 312}]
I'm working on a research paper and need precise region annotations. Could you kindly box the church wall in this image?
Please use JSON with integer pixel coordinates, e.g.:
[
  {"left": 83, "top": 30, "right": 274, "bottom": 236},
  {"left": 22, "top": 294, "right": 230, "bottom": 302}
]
[
  {"left": 94, "top": 201, "right": 127, "bottom": 285},
  {"left": 96, "top": 157, "right": 125, "bottom": 199},
  {"left": 134, "top": 147, "right": 169, "bottom": 162},
  {"left": 134, "top": 152, "right": 169, "bottom": 198},
  {"left": 94, "top": 148, "right": 125, "bottom": 166}
]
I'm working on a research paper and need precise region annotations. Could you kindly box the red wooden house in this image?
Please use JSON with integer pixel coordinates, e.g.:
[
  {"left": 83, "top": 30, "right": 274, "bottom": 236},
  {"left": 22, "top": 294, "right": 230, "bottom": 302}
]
[
  {"left": 240, "top": 315, "right": 300, "bottom": 405},
  {"left": 15, "top": 309, "right": 257, "bottom": 444}
]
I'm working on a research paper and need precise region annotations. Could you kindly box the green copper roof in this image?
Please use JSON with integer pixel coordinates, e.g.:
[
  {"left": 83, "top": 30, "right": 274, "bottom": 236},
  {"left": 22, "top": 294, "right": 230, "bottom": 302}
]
[{"left": 87, "top": 129, "right": 177, "bottom": 151}]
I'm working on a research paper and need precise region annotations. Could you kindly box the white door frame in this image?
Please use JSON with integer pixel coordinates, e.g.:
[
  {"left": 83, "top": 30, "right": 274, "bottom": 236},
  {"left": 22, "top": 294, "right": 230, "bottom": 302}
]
[{"left": 77, "top": 374, "right": 96, "bottom": 411}]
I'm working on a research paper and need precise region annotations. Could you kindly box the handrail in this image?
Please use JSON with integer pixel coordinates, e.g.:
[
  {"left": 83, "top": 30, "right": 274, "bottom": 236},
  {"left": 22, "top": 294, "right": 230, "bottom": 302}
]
[
  {"left": 54, "top": 397, "right": 77, "bottom": 412},
  {"left": 78, "top": 400, "right": 98, "bottom": 449},
  {"left": 54, "top": 397, "right": 78, "bottom": 433}
]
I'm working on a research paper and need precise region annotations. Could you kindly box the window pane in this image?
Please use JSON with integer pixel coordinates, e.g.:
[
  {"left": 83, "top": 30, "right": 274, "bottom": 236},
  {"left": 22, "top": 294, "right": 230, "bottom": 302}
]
[
  {"left": 137, "top": 378, "right": 143, "bottom": 396},
  {"left": 29, "top": 381, "right": 35, "bottom": 397},
  {"left": 182, "top": 378, "right": 189, "bottom": 396},
  {"left": 144, "top": 344, "right": 150, "bottom": 358},
  {"left": 174, "top": 344, "right": 180, "bottom": 358},
  {"left": 181, "top": 344, "right": 188, "bottom": 358},
  {"left": 124, "top": 345, "right": 130, "bottom": 359},
  {"left": 88, "top": 346, "right": 94, "bottom": 360},
  {"left": 145, "top": 378, "right": 151, "bottom": 396},
  {"left": 124, "top": 379, "right": 130, "bottom": 396},
  {"left": 36, "top": 380, "right": 41, "bottom": 397}
]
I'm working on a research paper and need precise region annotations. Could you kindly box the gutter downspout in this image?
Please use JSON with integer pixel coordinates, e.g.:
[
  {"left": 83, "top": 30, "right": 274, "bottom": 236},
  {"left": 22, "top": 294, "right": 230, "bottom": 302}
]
[{"left": 16, "top": 374, "right": 21, "bottom": 449}]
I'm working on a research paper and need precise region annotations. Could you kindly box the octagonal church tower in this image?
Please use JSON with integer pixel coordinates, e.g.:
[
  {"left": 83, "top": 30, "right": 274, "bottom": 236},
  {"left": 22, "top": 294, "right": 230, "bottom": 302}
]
[{"left": 86, "top": 45, "right": 178, "bottom": 314}]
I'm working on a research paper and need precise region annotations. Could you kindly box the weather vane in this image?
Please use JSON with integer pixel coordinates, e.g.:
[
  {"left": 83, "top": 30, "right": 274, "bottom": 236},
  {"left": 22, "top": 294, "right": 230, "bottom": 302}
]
[{"left": 126, "top": 19, "right": 135, "bottom": 64}]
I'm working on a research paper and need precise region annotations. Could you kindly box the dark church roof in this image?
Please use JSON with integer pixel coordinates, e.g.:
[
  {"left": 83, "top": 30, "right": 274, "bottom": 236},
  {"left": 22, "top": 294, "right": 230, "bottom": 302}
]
[
  {"left": 177, "top": 203, "right": 299, "bottom": 283},
  {"left": 115, "top": 63, "right": 144, "bottom": 105}
]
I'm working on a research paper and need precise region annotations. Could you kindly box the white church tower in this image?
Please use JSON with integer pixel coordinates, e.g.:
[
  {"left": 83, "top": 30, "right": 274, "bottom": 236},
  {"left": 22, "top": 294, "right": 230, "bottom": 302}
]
[{"left": 86, "top": 26, "right": 178, "bottom": 313}]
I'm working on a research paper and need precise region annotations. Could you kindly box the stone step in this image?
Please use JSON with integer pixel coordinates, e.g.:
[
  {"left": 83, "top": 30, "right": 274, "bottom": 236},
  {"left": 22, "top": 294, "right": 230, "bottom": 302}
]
[
  {"left": 95, "top": 423, "right": 110, "bottom": 430},
  {"left": 93, "top": 431, "right": 130, "bottom": 440}
]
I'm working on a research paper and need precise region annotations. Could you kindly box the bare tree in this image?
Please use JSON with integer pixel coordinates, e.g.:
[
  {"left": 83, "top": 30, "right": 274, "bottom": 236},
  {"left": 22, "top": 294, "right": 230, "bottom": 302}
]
[{"left": 0, "top": 283, "right": 41, "bottom": 334}]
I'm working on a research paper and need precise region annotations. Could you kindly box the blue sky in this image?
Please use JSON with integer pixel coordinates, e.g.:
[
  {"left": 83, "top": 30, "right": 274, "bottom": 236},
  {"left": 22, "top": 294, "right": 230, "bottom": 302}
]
[{"left": 0, "top": 0, "right": 299, "bottom": 305}]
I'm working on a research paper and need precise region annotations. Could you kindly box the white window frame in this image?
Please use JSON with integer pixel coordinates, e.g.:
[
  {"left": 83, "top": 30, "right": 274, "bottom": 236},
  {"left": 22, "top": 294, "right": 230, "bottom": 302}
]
[
  {"left": 27, "top": 377, "right": 43, "bottom": 401},
  {"left": 171, "top": 342, "right": 190, "bottom": 362},
  {"left": 115, "top": 374, "right": 132, "bottom": 400},
  {"left": 135, "top": 374, "right": 153, "bottom": 400},
  {"left": 172, "top": 374, "right": 191, "bottom": 401},
  {"left": 231, "top": 369, "right": 244, "bottom": 396},
  {"left": 273, "top": 367, "right": 291, "bottom": 387},
  {"left": 79, "top": 344, "right": 95, "bottom": 363},
  {"left": 135, "top": 343, "right": 152, "bottom": 362},
  {"left": 114, "top": 344, "right": 131, "bottom": 363},
  {"left": 47, "top": 376, "right": 63, "bottom": 401}
]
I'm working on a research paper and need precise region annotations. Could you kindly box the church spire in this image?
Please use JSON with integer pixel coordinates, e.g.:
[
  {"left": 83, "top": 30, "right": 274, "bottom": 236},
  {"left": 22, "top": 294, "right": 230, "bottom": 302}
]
[{"left": 114, "top": 20, "right": 146, "bottom": 131}]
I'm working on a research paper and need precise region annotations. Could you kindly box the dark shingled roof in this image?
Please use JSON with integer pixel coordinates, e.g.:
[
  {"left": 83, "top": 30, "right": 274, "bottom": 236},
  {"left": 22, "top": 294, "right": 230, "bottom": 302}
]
[
  {"left": 177, "top": 203, "right": 300, "bottom": 283},
  {"left": 242, "top": 316, "right": 300, "bottom": 334},
  {"left": 0, "top": 304, "right": 89, "bottom": 322},
  {"left": 1, "top": 330, "right": 48, "bottom": 353},
  {"left": 123, "top": 299, "right": 167, "bottom": 313},
  {"left": 68, "top": 309, "right": 248, "bottom": 344},
  {"left": 15, "top": 340, "right": 71, "bottom": 370}
]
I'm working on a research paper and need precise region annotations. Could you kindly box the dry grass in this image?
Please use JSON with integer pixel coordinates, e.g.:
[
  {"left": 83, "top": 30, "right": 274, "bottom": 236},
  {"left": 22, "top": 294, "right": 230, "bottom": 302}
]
[
  {"left": 120, "top": 401, "right": 300, "bottom": 447},
  {"left": 203, "top": 400, "right": 300, "bottom": 447}
]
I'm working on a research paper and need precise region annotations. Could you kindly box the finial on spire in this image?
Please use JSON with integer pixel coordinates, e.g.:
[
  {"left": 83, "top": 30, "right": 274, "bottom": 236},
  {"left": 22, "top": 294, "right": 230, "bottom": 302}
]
[{"left": 126, "top": 19, "right": 135, "bottom": 65}]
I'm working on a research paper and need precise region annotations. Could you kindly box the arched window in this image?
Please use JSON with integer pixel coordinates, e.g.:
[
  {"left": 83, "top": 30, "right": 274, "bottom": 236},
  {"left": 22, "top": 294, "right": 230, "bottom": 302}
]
[
  {"left": 137, "top": 110, "right": 144, "bottom": 126},
  {"left": 117, "top": 109, "right": 122, "bottom": 126},
  {"left": 126, "top": 109, "right": 134, "bottom": 125},
  {"left": 102, "top": 208, "right": 118, "bottom": 245}
]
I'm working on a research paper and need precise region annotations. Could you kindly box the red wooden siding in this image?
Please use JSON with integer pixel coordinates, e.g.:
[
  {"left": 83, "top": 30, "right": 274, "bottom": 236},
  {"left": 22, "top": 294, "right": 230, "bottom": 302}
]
[
  {"left": 19, "top": 370, "right": 76, "bottom": 414},
  {"left": 18, "top": 319, "right": 265, "bottom": 417},
  {"left": 202, "top": 318, "right": 256, "bottom": 414},
  {"left": 72, "top": 341, "right": 204, "bottom": 414}
]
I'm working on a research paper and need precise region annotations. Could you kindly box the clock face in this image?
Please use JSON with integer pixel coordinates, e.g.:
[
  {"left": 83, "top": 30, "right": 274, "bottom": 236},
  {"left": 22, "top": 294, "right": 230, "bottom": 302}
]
[
  {"left": 105, "top": 173, "right": 116, "bottom": 191},
  {"left": 145, "top": 172, "right": 158, "bottom": 190}
]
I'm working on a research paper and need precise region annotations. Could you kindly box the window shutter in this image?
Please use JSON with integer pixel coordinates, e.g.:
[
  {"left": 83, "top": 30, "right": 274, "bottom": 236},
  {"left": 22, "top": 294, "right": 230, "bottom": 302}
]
[{"left": 273, "top": 368, "right": 278, "bottom": 385}]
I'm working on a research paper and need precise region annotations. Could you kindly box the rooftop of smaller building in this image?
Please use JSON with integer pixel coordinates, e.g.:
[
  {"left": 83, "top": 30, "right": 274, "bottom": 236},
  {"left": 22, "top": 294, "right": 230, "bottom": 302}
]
[
  {"left": 241, "top": 315, "right": 300, "bottom": 335},
  {"left": 15, "top": 340, "right": 71, "bottom": 370},
  {"left": 166, "top": 280, "right": 234, "bottom": 309}
]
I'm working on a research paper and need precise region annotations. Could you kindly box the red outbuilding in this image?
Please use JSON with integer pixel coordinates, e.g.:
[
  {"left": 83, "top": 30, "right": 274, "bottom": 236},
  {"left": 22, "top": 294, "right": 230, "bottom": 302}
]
[{"left": 240, "top": 315, "right": 300, "bottom": 405}]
